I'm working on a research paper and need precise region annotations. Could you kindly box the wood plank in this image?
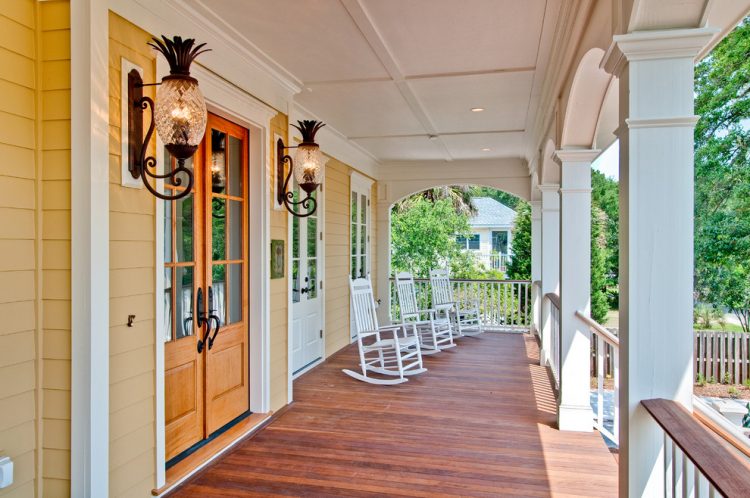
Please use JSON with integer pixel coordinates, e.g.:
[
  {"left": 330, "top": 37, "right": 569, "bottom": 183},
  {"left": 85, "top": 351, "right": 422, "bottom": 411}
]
[
  {"left": 642, "top": 399, "right": 750, "bottom": 497},
  {"left": 168, "top": 333, "right": 618, "bottom": 497}
]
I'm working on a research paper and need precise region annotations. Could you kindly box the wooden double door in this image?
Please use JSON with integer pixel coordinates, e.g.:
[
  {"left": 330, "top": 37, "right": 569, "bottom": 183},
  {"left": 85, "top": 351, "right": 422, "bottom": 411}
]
[{"left": 163, "top": 113, "right": 250, "bottom": 461}]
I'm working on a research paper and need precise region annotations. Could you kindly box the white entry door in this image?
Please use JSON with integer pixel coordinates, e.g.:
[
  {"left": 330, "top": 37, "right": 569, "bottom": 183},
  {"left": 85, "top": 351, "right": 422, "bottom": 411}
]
[
  {"left": 291, "top": 186, "right": 323, "bottom": 375},
  {"left": 350, "top": 173, "right": 373, "bottom": 339}
]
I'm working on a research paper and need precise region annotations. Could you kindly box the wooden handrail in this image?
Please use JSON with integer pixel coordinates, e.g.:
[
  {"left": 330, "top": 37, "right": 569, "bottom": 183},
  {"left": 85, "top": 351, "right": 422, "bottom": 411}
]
[
  {"left": 575, "top": 310, "right": 619, "bottom": 348},
  {"left": 544, "top": 292, "right": 560, "bottom": 310},
  {"left": 693, "top": 395, "right": 750, "bottom": 460},
  {"left": 642, "top": 399, "right": 750, "bottom": 497}
]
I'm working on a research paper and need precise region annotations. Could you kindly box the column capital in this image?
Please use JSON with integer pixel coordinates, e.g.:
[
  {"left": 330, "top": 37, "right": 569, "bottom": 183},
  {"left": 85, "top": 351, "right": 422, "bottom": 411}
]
[
  {"left": 553, "top": 148, "right": 601, "bottom": 165},
  {"left": 603, "top": 27, "right": 718, "bottom": 76}
]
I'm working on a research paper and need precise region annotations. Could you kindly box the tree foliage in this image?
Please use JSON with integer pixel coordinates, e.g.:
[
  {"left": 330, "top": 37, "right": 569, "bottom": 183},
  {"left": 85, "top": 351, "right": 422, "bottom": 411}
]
[
  {"left": 591, "top": 169, "right": 619, "bottom": 308},
  {"left": 506, "top": 202, "right": 531, "bottom": 279},
  {"left": 694, "top": 18, "right": 750, "bottom": 332},
  {"left": 391, "top": 197, "right": 479, "bottom": 278},
  {"left": 591, "top": 205, "right": 609, "bottom": 323}
]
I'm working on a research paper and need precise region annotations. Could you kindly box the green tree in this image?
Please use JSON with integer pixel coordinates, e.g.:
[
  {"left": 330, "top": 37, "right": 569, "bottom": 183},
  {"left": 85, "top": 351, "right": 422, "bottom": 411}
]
[
  {"left": 397, "top": 185, "right": 477, "bottom": 216},
  {"left": 507, "top": 202, "right": 531, "bottom": 279},
  {"left": 591, "top": 205, "right": 609, "bottom": 323},
  {"left": 391, "top": 197, "right": 479, "bottom": 278},
  {"left": 469, "top": 185, "right": 522, "bottom": 210},
  {"left": 591, "top": 169, "right": 619, "bottom": 308},
  {"left": 694, "top": 17, "right": 750, "bottom": 332}
]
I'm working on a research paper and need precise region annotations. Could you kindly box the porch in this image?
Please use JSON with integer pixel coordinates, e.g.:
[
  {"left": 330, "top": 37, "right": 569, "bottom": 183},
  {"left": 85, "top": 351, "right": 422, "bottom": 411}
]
[{"left": 169, "top": 332, "right": 618, "bottom": 497}]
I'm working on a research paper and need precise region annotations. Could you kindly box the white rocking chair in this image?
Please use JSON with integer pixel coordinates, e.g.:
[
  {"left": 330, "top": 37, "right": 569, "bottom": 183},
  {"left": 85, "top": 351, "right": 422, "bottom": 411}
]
[
  {"left": 430, "top": 268, "right": 484, "bottom": 336},
  {"left": 395, "top": 272, "right": 455, "bottom": 353},
  {"left": 343, "top": 276, "right": 427, "bottom": 385}
]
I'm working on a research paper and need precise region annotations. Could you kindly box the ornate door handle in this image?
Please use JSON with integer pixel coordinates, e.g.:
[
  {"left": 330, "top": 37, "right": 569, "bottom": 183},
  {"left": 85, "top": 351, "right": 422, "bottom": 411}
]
[{"left": 206, "top": 286, "right": 222, "bottom": 351}]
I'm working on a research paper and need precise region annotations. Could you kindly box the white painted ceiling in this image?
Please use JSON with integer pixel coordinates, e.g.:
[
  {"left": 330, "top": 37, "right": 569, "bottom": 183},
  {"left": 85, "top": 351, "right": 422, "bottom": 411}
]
[{"left": 199, "top": 0, "right": 561, "bottom": 162}]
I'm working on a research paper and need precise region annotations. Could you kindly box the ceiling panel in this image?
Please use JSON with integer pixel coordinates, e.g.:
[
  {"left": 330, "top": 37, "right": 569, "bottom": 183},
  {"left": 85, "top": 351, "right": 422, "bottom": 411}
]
[
  {"left": 362, "top": 0, "right": 547, "bottom": 77},
  {"left": 297, "top": 81, "right": 426, "bottom": 137},
  {"left": 352, "top": 136, "right": 446, "bottom": 161},
  {"left": 409, "top": 71, "right": 534, "bottom": 134},
  {"left": 440, "top": 132, "right": 525, "bottom": 159},
  {"left": 206, "top": 0, "right": 389, "bottom": 82}
]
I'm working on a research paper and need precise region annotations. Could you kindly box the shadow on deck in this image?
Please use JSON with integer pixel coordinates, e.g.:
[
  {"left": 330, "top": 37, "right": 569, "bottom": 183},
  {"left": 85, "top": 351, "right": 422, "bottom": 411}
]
[{"left": 170, "top": 333, "right": 618, "bottom": 497}]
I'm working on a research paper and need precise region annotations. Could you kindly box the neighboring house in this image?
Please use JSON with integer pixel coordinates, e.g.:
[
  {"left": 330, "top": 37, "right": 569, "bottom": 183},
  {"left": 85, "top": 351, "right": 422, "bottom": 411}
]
[{"left": 456, "top": 197, "right": 517, "bottom": 271}]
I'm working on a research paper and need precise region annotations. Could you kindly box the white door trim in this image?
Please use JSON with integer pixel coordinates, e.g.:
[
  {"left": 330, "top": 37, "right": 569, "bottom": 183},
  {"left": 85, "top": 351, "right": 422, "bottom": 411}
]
[
  {"left": 70, "top": 0, "right": 110, "bottom": 496},
  {"left": 152, "top": 59, "right": 277, "bottom": 489},
  {"left": 349, "top": 172, "right": 374, "bottom": 341}
]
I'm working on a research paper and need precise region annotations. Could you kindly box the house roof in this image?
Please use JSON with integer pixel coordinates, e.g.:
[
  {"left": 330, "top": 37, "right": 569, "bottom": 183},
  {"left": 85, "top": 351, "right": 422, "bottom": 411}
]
[{"left": 469, "top": 197, "right": 517, "bottom": 228}]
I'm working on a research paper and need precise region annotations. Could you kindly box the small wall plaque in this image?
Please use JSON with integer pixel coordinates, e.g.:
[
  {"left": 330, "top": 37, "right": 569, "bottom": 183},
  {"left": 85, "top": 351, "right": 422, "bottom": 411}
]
[{"left": 271, "top": 239, "right": 284, "bottom": 279}]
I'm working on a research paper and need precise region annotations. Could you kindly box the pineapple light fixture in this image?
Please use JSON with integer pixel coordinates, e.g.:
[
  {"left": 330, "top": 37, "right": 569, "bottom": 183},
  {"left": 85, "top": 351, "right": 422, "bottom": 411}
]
[
  {"left": 277, "top": 120, "right": 326, "bottom": 217},
  {"left": 128, "top": 36, "right": 209, "bottom": 200}
]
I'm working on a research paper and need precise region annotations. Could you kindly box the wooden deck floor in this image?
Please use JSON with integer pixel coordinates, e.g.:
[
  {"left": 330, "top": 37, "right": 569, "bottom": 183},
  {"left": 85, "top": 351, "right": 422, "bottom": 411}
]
[{"left": 169, "top": 333, "right": 618, "bottom": 497}]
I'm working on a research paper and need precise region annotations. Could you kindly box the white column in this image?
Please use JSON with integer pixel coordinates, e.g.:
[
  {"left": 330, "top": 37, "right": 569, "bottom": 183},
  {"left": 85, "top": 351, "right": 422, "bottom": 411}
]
[
  {"left": 530, "top": 200, "right": 542, "bottom": 336},
  {"left": 555, "top": 149, "right": 599, "bottom": 432},
  {"left": 606, "top": 27, "right": 716, "bottom": 497},
  {"left": 375, "top": 197, "right": 392, "bottom": 325},
  {"left": 539, "top": 185, "right": 559, "bottom": 366}
]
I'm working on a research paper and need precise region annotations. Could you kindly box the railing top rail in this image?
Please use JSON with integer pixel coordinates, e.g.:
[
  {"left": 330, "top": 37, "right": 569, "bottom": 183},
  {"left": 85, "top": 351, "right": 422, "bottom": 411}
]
[
  {"left": 693, "top": 395, "right": 750, "bottom": 460},
  {"left": 575, "top": 310, "right": 619, "bottom": 348},
  {"left": 544, "top": 292, "right": 560, "bottom": 310},
  {"left": 389, "top": 277, "right": 532, "bottom": 284},
  {"left": 642, "top": 399, "right": 750, "bottom": 497}
]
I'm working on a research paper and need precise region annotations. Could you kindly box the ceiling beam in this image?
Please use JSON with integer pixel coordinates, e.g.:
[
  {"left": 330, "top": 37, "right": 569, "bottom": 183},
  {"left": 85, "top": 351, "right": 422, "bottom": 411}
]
[{"left": 339, "top": 0, "right": 454, "bottom": 161}]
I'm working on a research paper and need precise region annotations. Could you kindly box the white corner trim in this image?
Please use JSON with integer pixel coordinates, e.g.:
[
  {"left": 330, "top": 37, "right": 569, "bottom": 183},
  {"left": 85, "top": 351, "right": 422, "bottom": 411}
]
[
  {"left": 120, "top": 58, "right": 144, "bottom": 189},
  {"left": 291, "top": 102, "right": 380, "bottom": 179},
  {"left": 626, "top": 116, "right": 700, "bottom": 129},
  {"left": 71, "top": 0, "right": 110, "bottom": 497}
]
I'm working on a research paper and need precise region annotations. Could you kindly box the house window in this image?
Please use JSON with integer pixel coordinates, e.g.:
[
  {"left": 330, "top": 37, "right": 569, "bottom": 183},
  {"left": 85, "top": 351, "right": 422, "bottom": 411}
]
[
  {"left": 457, "top": 234, "right": 480, "bottom": 250},
  {"left": 492, "top": 231, "right": 508, "bottom": 254}
]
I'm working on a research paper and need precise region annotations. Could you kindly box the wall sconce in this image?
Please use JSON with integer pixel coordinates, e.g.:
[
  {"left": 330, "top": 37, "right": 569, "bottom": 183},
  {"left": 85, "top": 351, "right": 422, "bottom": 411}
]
[
  {"left": 128, "top": 36, "right": 209, "bottom": 200},
  {"left": 277, "top": 120, "right": 326, "bottom": 217}
]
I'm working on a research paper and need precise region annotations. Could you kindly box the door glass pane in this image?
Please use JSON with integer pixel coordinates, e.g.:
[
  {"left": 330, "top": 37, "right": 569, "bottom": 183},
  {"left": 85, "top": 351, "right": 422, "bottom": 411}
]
[
  {"left": 211, "top": 129, "right": 226, "bottom": 194},
  {"left": 351, "top": 257, "right": 357, "bottom": 279},
  {"left": 228, "top": 135, "right": 242, "bottom": 197},
  {"left": 164, "top": 200, "right": 172, "bottom": 263},
  {"left": 292, "top": 260, "right": 300, "bottom": 303},
  {"left": 360, "top": 194, "right": 367, "bottom": 224},
  {"left": 229, "top": 263, "right": 242, "bottom": 324},
  {"left": 360, "top": 225, "right": 367, "bottom": 255},
  {"left": 175, "top": 194, "right": 193, "bottom": 263},
  {"left": 360, "top": 256, "right": 366, "bottom": 279},
  {"left": 292, "top": 216, "right": 300, "bottom": 259},
  {"left": 351, "top": 191, "right": 357, "bottom": 222},
  {"left": 212, "top": 198, "right": 226, "bottom": 261},
  {"left": 175, "top": 266, "right": 194, "bottom": 340},
  {"left": 307, "top": 216, "right": 317, "bottom": 258},
  {"left": 164, "top": 268, "right": 172, "bottom": 342},
  {"left": 229, "top": 200, "right": 242, "bottom": 260},
  {"left": 212, "top": 265, "right": 227, "bottom": 326},
  {"left": 308, "top": 259, "right": 317, "bottom": 299},
  {"left": 351, "top": 221, "right": 357, "bottom": 252}
]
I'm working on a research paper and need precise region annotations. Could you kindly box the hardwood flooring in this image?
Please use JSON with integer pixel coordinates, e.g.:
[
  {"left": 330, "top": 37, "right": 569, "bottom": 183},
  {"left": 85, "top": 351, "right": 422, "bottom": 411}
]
[{"left": 168, "top": 332, "right": 618, "bottom": 497}]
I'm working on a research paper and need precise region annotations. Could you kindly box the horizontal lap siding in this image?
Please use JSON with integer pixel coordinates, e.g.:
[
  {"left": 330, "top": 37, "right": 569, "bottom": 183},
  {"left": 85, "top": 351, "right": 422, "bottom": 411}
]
[
  {"left": 270, "top": 113, "right": 289, "bottom": 411},
  {"left": 108, "top": 13, "right": 157, "bottom": 498},
  {"left": 40, "top": 2, "right": 72, "bottom": 494},
  {"left": 0, "top": 2, "right": 44, "bottom": 497}
]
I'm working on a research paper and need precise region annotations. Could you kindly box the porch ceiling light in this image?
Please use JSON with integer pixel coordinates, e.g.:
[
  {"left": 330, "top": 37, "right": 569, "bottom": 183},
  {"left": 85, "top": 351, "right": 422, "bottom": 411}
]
[
  {"left": 471, "top": 107, "right": 485, "bottom": 112},
  {"left": 277, "top": 120, "right": 326, "bottom": 217},
  {"left": 128, "top": 35, "right": 210, "bottom": 200}
]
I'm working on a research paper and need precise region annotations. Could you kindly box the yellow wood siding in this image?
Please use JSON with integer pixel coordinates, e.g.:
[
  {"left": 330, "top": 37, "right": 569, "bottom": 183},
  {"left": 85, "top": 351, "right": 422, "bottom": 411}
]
[
  {"left": 0, "top": 1, "right": 71, "bottom": 497},
  {"left": 324, "top": 160, "right": 377, "bottom": 358},
  {"left": 107, "top": 13, "right": 157, "bottom": 498},
  {"left": 269, "top": 113, "right": 289, "bottom": 411}
]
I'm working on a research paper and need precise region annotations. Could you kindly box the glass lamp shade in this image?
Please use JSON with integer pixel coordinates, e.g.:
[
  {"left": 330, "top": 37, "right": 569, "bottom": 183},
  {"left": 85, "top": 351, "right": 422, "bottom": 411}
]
[
  {"left": 154, "top": 77, "right": 207, "bottom": 157},
  {"left": 293, "top": 143, "right": 323, "bottom": 192}
]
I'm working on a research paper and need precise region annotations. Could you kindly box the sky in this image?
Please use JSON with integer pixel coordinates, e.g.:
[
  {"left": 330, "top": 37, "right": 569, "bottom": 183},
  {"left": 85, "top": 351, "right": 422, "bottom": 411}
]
[{"left": 592, "top": 140, "right": 619, "bottom": 180}]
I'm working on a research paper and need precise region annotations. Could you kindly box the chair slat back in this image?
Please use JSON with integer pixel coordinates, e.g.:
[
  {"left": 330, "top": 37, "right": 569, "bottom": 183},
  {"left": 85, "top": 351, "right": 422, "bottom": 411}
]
[
  {"left": 395, "top": 272, "right": 420, "bottom": 318},
  {"left": 350, "top": 277, "right": 378, "bottom": 335},
  {"left": 429, "top": 268, "right": 454, "bottom": 307}
]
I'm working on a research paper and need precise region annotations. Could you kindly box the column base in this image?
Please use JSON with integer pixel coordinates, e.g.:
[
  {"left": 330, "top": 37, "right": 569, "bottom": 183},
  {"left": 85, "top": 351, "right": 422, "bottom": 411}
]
[{"left": 558, "top": 403, "right": 594, "bottom": 432}]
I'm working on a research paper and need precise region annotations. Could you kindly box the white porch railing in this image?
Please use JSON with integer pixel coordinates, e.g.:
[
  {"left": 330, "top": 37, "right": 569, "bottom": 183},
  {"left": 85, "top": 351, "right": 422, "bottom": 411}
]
[
  {"left": 544, "top": 293, "right": 561, "bottom": 386},
  {"left": 577, "top": 310, "right": 619, "bottom": 446},
  {"left": 475, "top": 252, "right": 510, "bottom": 272},
  {"left": 390, "top": 278, "right": 531, "bottom": 331}
]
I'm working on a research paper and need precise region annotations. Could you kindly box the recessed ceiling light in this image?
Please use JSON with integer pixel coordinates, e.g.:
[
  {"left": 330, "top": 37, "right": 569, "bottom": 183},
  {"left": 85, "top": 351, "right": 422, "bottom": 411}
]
[
  {"left": 481, "top": 148, "right": 491, "bottom": 152},
  {"left": 471, "top": 107, "right": 485, "bottom": 112}
]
